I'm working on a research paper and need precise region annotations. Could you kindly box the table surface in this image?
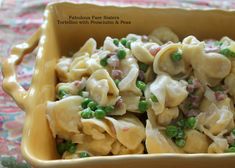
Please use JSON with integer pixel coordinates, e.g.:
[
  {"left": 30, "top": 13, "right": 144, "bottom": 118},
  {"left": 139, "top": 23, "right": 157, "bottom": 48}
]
[{"left": 0, "top": 0, "right": 235, "bottom": 167}]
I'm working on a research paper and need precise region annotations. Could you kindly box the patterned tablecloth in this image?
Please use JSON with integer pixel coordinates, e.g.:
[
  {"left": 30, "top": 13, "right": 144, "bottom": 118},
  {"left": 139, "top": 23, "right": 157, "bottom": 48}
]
[{"left": 0, "top": 0, "right": 235, "bottom": 167}]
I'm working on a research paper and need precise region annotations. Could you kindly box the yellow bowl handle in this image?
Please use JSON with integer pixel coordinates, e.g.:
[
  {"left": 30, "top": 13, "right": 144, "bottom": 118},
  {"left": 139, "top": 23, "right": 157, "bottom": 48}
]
[{"left": 2, "top": 29, "right": 41, "bottom": 110}]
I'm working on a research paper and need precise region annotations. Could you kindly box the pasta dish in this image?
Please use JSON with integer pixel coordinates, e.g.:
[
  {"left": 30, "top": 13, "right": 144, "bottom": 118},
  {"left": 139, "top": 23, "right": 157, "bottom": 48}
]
[{"left": 46, "top": 27, "right": 235, "bottom": 159}]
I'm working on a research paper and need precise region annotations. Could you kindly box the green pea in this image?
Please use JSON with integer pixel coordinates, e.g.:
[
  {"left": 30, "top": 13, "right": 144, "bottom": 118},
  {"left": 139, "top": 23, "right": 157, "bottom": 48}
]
[
  {"left": 97, "top": 105, "right": 106, "bottom": 111},
  {"left": 64, "top": 140, "right": 72, "bottom": 149},
  {"left": 81, "top": 98, "right": 92, "bottom": 109},
  {"left": 87, "top": 101, "right": 97, "bottom": 111},
  {"left": 230, "top": 143, "right": 235, "bottom": 147},
  {"left": 171, "top": 51, "right": 182, "bottom": 62},
  {"left": 120, "top": 38, "right": 127, "bottom": 46},
  {"left": 113, "top": 38, "right": 119, "bottom": 46},
  {"left": 185, "top": 117, "right": 196, "bottom": 129},
  {"left": 214, "top": 41, "right": 223, "bottom": 46},
  {"left": 104, "top": 106, "right": 114, "bottom": 113},
  {"left": 165, "top": 125, "right": 178, "bottom": 138},
  {"left": 220, "top": 48, "right": 230, "bottom": 56},
  {"left": 68, "top": 144, "right": 77, "bottom": 154},
  {"left": 117, "top": 49, "right": 126, "bottom": 59},
  {"left": 100, "top": 57, "right": 108, "bottom": 66},
  {"left": 136, "top": 80, "right": 146, "bottom": 91},
  {"left": 81, "top": 108, "right": 93, "bottom": 119},
  {"left": 175, "top": 139, "right": 186, "bottom": 148},
  {"left": 220, "top": 48, "right": 235, "bottom": 58},
  {"left": 126, "top": 41, "right": 131, "bottom": 49},
  {"left": 138, "top": 100, "right": 149, "bottom": 113},
  {"left": 225, "top": 147, "right": 235, "bottom": 153},
  {"left": 232, "top": 129, "right": 235, "bottom": 136},
  {"left": 79, "top": 151, "right": 90, "bottom": 158},
  {"left": 94, "top": 109, "right": 106, "bottom": 119},
  {"left": 114, "top": 79, "right": 120, "bottom": 87},
  {"left": 58, "top": 89, "right": 68, "bottom": 99},
  {"left": 175, "top": 128, "right": 185, "bottom": 139},
  {"left": 187, "top": 79, "right": 193, "bottom": 84},
  {"left": 150, "top": 93, "right": 158, "bottom": 102},
  {"left": 139, "top": 62, "right": 149, "bottom": 73},
  {"left": 56, "top": 143, "right": 66, "bottom": 155},
  {"left": 176, "top": 119, "right": 185, "bottom": 128}
]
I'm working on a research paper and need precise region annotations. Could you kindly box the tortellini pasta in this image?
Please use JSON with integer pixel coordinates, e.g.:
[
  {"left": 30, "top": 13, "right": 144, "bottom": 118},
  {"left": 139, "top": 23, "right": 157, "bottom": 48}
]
[
  {"left": 182, "top": 130, "right": 210, "bottom": 153},
  {"left": 48, "top": 27, "right": 235, "bottom": 159},
  {"left": 197, "top": 103, "right": 234, "bottom": 135},
  {"left": 182, "top": 36, "right": 231, "bottom": 86},
  {"left": 86, "top": 69, "right": 119, "bottom": 106},
  {"left": 145, "top": 120, "right": 183, "bottom": 153},
  {"left": 103, "top": 36, "right": 119, "bottom": 52},
  {"left": 149, "top": 27, "right": 179, "bottom": 44},
  {"left": 120, "top": 92, "right": 140, "bottom": 112},
  {"left": 56, "top": 77, "right": 86, "bottom": 98},
  {"left": 119, "top": 56, "right": 142, "bottom": 96},
  {"left": 106, "top": 114, "right": 145, "bottom": 150},
  {"left": 77, "top": 135, "right": 115, "bottom": 156},
  {"left": 201, "top": 127, "right": 229, "bottom": 153},
  {"left": 47, "top": 96, "right": 83, "bottom": 139},
  {"left": 225, "top": 60, "right": 235, "bottom": 101},
  {"left": 147, "top": 74, "right": 188, "bottom": 115},
  {"left": 68, "top": 52, "right": 103, "bottom": 81},
  {"left": 111, "top": 141, "right": 144, "bottom": 155},
  {"left": 153, "top": 43, "right": 191, "bottom": 79},
  {"left": 55, "top": 57, "right": 72, "bottom": 82},
  {"left": 131, "top": 42, "right": 155, "bottom": 64},
  {"left": 157, "top": 107, "right": 179, "bottom": 126}
]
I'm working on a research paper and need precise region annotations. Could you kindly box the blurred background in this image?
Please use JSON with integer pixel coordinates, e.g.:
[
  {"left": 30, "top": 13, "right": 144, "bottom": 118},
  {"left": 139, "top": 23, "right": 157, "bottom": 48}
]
[{"left": 0, "top": 0, "right": 235, "bottom": 167}]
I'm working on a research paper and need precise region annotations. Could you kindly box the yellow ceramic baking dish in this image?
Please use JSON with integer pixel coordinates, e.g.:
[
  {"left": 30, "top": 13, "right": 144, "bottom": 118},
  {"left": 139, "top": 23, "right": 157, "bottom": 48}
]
[{"left": 2, "top": 2, "right": 235, "bottom": 168}]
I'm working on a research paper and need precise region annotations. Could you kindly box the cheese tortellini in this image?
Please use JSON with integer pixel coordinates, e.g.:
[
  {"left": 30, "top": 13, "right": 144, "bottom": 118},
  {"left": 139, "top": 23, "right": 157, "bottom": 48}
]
[
  {"left": 48, "top": 27, "right": 235, "bottom": 159},
  {"left": 147, "top": 74, "right": 188, "bottom": 116},
  {"left": 47, "top": 96, "right": 84, "bottom": 139},
  {"left": 153, "top": 43, "right": 191, "bottom": 79},
  {"left": 145, "top": 120, "right": 183, "bottom": 153},
  {"left": 86, "top": 69, "right": 119, "bottom": 106}
]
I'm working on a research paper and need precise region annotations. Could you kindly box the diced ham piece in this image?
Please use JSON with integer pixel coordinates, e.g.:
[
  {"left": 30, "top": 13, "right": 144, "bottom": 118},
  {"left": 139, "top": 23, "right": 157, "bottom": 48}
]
[
  {"left": 107, "top": 55, "right": 120, "bottom": 68},
  {"left": 56, "top": 136, "right": 64, "bottom": 144},
  {"left": 187, "top": 79, "right": 203, "bottom": 93},
  {"left": 115, "top": 98, "right": 124, "bottom": 108},
  {"left": 112, "top": 70, "right": 123, "bottom": 79},
  {"left": 183, "top": 109, "right": 200, "bottom": 117},
  {"left": 214, "top": 91, "right": 226, "bottom": 101},
  {"left": 149, "top": 45, "right": 161, "bottom": 57},
  {"left": 194, "top": 79, "right": 202, "bottom": 89},
  {"left": 187, "top": 84, "right": 195, "bottom": 93},
  {"left": 189, "top": 95, "right": 199, "bottom": 101},
  {"left": 74, "top": 80, "right": 82, "bottom": 87},
  {"left": 138, "top": 70, "right": 145, "bottom": 81},
  {"left": 180, "top": 78, "right": 204, "bottom": 117},
  {"left": 73, "top": 78, "right": 86, "bottom": 90}
]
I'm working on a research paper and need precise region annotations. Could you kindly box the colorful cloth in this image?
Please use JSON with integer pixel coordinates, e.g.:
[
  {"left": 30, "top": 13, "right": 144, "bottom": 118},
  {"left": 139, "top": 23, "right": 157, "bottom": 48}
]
[{"left": 0, "top": 0, "right": 235, "bottom": 167}]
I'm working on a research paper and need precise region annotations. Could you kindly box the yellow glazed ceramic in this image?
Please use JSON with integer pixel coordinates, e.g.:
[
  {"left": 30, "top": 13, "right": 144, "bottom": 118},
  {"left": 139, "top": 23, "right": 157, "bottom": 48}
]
[{"left": 2, "top": 2, "right": 235, "bottom": 168}]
